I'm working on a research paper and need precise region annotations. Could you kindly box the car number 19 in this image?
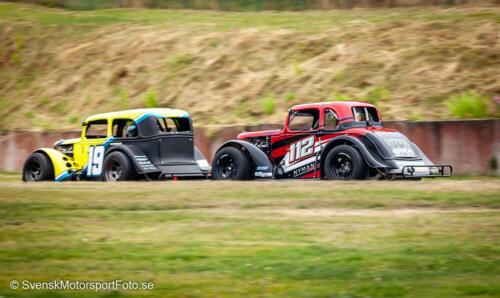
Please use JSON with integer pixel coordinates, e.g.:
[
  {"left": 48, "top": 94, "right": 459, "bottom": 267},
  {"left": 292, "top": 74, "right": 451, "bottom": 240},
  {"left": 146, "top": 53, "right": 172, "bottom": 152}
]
[{"left": 88, "top": 146, "right": 105, "bottom": 176}]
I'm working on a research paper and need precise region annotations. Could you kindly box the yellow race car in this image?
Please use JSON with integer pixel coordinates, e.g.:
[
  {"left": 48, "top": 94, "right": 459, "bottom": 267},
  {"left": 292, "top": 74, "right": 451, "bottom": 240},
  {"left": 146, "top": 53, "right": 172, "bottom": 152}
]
[{"left": 22, "top": 108, "right": 211, "bottom": 182}]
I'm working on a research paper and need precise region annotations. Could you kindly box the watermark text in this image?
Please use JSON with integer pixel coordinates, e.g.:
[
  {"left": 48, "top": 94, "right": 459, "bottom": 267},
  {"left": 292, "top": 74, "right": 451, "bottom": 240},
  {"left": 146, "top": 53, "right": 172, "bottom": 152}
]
[{"left": 10, "top": 279, "right": 154, "bottom": 292}]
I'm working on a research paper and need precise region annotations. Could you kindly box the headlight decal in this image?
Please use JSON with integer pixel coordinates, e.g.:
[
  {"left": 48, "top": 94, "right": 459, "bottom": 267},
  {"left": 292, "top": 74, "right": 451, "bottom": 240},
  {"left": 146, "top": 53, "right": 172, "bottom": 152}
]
[
  {"left": 55, "top": 145, "right": 74, "bottom": 154},
  {"left": 383, "top": 138, "right": 417, "bottom": 158}
]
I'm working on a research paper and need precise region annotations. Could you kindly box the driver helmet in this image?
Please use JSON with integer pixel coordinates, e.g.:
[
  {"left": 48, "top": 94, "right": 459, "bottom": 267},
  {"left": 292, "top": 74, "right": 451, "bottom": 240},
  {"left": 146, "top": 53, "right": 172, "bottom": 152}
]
[{"left": 126, "top": 123, "right": 137, "bottom": 137}]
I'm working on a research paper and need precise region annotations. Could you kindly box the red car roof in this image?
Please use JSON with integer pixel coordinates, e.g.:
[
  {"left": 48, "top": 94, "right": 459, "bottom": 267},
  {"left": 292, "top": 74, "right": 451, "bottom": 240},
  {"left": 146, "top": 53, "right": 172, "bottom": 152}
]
[
  {"left": 237, "top": 101, "right": 382, "bottom": 139},
  {"left": 290, "top": 101, "right": 377, "bottom": 119}
]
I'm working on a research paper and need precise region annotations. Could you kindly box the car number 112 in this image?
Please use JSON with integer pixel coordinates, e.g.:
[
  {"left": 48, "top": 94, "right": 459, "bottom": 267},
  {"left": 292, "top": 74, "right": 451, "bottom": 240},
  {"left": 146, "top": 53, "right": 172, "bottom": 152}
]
[{"left": 288, "top": 136, "right": 315, "bottom": 163}]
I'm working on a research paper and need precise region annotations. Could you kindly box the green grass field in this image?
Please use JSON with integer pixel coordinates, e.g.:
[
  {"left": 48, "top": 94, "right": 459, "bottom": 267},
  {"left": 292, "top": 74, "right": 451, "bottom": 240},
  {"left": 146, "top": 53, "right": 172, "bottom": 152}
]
[{"left": 0, "top": 175, "right": 499, "bottom": 297}]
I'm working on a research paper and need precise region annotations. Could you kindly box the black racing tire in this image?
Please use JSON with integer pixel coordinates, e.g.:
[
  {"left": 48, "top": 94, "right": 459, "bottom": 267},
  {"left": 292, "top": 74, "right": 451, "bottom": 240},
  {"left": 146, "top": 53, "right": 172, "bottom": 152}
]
[
  {"left": 102, "top": 151, "right": 135, "bottom": 182},
  {"left": 22, "top": 152, "right": 54, "bottom": 182},
  {"left": 212, "top": 147, "right": 252, "bottom": 180},
  {"left": 324, "top": 145, "right": 368, "bottom": 180}
]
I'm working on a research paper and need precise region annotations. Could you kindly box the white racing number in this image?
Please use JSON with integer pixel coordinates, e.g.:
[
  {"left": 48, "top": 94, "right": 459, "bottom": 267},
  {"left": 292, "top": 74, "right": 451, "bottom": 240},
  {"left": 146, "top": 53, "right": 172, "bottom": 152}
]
[
  {"left": 88, "top": 146, "right": 105, "bottom": 176},
  {"left": 288, "top": 136, "right": 315, "bottom": 164}
]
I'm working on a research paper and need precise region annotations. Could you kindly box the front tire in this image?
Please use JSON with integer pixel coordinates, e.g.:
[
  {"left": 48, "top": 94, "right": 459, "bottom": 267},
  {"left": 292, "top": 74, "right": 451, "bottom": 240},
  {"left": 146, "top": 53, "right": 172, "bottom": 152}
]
[
  {"left": 102, "top": 151, "right": 135, "bottom": 182},
  {"left": 22, "top": 152, "right": 54, "bottom": 182},
  {"left": 324, "top": 145, "right": 368, "bottom": 180},
  {"left": 212, "top": 147, "right": 252, "bottom": 180}
]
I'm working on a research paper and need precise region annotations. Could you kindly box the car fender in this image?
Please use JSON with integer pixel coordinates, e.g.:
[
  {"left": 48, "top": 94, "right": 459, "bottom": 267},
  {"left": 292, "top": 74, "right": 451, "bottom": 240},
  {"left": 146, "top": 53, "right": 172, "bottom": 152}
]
[
  {"left": 107, "top": 144, "right": 159, "bottom": 175},
  {"left": 216, "top": 140, "right": 273, "bottom": 177},
  {"left": 194, "top": 146, "right": 211, "bottom": 172},
  {"left": 321, "top": 136, "right": 390, "bottom": 172},
  {"left": 410, "top": 142, "right": 433, "bottom": 165},
  {"left": 33, "top": 148, "right": 77, "bottom": 182}
]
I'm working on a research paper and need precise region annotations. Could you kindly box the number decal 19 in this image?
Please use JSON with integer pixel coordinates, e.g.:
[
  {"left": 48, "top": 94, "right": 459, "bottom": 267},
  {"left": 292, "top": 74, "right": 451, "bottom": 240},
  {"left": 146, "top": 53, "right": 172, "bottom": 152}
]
[{"left": 88, "top": 146, "right": 105, "bottom": 176}]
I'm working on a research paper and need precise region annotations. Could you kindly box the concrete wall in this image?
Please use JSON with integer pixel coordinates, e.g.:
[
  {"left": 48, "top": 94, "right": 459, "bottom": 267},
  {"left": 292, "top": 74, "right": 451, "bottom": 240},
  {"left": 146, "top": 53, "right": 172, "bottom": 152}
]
[
  {"left": 384, "top": 120, "right": 500, "bottom": 175},
  {"left": 1, "top": 119, "right": 499, "bottom": 175}
]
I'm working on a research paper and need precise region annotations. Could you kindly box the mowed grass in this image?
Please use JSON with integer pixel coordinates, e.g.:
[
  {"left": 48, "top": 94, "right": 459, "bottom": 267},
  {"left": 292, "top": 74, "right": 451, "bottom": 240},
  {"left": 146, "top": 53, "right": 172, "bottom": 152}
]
[{"left": 0, "top": 177, "right": 499, "bottom": 297}]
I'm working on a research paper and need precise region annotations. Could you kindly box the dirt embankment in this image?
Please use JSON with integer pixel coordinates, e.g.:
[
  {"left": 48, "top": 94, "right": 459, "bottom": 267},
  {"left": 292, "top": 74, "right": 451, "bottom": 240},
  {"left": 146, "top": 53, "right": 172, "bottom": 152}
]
[{"left": 0, "top": 6, "right": 499, "bottom": 130}]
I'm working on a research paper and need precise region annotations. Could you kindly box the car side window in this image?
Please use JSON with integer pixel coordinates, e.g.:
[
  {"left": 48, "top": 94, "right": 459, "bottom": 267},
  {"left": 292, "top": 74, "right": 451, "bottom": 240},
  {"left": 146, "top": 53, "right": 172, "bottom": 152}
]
[
  {"left": 156, "top": 118, "right": 168, "bottom": 133},
  {"left": 353, "top": 107, "right": 367, "bottom": 122},
  {"left": 85, "top": 120, "right": 108, "bottom": 139},
  {"left": 353, "top": 107, "right": 380, "bottom": 122},
  {"left": 157, "top": 117, "right": 192, "bottom": 133},
  {"left": 166, "top": 118, "right": 178, "bottom": 133},
  {"left": 366, "top": 107, "right": 380, "bottom": 122},
  {"left": 156, "top": 118, "right": 179, "bottom": 133},
  {"left": 324, "top": 109, "right": 339, "bottom": 130},
  {"left": 289, "top": 109, "right": 320, "bottom": 131},
  {"left": 112, "top": 119, "right": 136, "bottom": 138}
]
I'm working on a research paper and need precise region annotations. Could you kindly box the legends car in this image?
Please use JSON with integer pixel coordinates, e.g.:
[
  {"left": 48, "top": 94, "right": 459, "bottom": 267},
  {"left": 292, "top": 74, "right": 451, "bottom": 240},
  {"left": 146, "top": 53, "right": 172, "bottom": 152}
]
[
  {"left": 23, "top": 108, "right": 211, "bottom": 182},
  {"left": 211, "top": 101, "right": 452, "bottom": 180}
]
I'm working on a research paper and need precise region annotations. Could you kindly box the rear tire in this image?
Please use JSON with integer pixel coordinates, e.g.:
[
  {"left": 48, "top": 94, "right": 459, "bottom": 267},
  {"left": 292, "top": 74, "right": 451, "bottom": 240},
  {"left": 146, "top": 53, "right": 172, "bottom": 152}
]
[
  {"left": 102, "top": 151, "right": 135, "bottom": 182},
  {"left": 23, "top": 152, "right": 54, "bottom": 182},
  {"left": 324, "top": 145, "right": 368, "bottom": 180},
  {"left": 212, "top": 147, "right": 252, "bottom": 180}
]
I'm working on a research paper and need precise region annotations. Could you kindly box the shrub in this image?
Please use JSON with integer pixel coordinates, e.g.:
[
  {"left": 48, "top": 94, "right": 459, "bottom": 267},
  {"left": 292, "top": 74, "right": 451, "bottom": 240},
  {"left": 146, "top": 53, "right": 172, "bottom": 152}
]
[
  {"left": 0, "top": 98, "right": 7, "bottom": 110},
  {"left": 145, "top": 88, "right": 159, "bottom": 108},
  {"left": 445, "top": 90, "right": 489, "bottom": 119},
  {"left": 261, "top": 95, "right": 277, "bottom": 115},
  {"left": 167, "top": 54, "right": 194, "bottom": 69},
  {"left": 51, "top": 100, "right": 68, "bottom": 114},
  {"left": 284, "top": 92, "right": 296, "bottom": 102},
  {"left": 328, "top": 92, "right": 352, "bottom": 101},
  {"left": 113, "top": 86, "right": 128, "bottom": 109},
  {"left": 38, "top": 97, "right": 50, "bottom": 106},
  {"left": 293, "top": 62, "right": 303, "bottom": 76},
  {"left": 490, "top": 157, "right": 497, "bottom": 171},
  {"left": 68, "top": 116, "right": 79, "bottom": 124},
  {"left": 365, "top": 86, "right": 390, "bottom": 105}
]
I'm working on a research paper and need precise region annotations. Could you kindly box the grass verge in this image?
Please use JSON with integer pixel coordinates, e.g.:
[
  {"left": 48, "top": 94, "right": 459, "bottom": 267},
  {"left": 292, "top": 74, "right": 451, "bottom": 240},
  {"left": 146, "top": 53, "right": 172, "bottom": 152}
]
[{"left": 0, "top": 178, "right": 498, "bottom": 297}]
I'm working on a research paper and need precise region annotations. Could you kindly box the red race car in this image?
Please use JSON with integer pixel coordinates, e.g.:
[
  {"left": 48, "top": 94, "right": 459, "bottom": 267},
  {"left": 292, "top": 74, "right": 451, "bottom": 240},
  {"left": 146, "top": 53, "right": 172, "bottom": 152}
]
[{"left": 211, "top": 101, "right": 452, "bottom": 180}]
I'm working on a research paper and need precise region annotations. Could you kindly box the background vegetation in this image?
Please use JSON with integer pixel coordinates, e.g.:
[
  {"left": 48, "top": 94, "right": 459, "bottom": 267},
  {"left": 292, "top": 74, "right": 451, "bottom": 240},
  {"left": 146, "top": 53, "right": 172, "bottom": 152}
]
[
  {"left": 0, "top": 2, "right": 498, "bottom": 130},
  {"left": 6, "top": 0, "right": 500, "bottom": 11}
]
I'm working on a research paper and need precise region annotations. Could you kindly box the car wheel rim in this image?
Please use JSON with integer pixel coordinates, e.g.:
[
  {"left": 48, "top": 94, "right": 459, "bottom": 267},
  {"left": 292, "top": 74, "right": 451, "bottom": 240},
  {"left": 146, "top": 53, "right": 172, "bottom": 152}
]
[
  {"left": 106, "top": 160, "right": 122, "bottom": 182},
  {"left": 28, "top": 161, "right": 42, "bottom": 181},
  {"left": 332, "top": 153, "right": 353, "bottom": 178},
  {"left": 217, "top": 154, "right": 237, "bottom": 179}
]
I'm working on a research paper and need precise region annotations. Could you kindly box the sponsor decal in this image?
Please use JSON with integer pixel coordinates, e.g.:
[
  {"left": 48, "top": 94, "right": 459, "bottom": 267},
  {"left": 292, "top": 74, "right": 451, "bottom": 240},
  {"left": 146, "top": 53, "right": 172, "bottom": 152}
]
[
  {"left": 196, "top": 159, "right": 211, "bottom": 170},
  {"left": 279, "top": 136, "right": 324, "bottom": 177},
  {"left": 134, "top": 155, "right": 157, "bottom": 172}
]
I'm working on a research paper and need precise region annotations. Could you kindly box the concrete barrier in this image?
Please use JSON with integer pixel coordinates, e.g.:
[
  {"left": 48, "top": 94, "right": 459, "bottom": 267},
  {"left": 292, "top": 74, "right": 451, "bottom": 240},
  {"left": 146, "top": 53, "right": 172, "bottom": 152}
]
[{"left": 1, "top": 119, "right": 498, "bottom": 175}]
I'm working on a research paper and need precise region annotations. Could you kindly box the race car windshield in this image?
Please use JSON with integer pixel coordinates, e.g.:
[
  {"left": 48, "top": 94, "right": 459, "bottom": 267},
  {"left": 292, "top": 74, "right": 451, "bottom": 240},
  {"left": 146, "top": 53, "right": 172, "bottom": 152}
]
[
  {"left": 289, "top": 109, "right": 320, "bottom": 131},
  {"left": 352, "top": 107, "right": 380, "bottom": 122},
  {"left": 85, "top": 120, "right": 108, "bottom": 139}
]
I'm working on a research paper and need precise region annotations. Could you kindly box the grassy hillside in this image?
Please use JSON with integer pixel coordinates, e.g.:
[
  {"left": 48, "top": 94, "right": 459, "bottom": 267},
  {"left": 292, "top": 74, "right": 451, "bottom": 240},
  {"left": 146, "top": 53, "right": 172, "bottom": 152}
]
[
  {"left": 0, "top": 178, "right": 499, "bottom": 297},
  {"left": 0, "top": 3, "right": 499, "bottom": 130}
]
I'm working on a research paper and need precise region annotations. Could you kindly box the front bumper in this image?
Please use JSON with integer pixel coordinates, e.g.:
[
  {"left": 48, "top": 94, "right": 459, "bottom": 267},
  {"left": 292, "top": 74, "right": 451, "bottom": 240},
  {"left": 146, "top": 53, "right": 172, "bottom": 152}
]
[
  {"left": 401, "top": 165, "right": 452, "bottom": 178},
  {"left": 387, "top": 160, "right": 452, "bottom": 178}
]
